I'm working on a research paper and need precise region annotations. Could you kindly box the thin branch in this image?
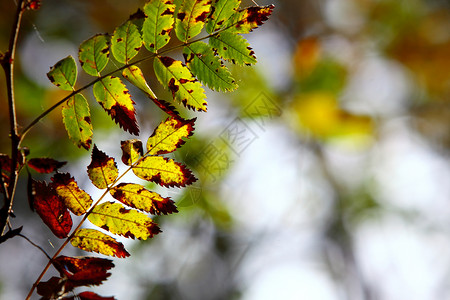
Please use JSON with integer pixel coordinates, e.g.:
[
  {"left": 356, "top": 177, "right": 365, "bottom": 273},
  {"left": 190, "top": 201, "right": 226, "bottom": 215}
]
[
  {"left": 18, "top": 233, "right": 52, "bottom": 260},
  {"left": 0, "top": 0, "right": 26, "bottom": 236}
]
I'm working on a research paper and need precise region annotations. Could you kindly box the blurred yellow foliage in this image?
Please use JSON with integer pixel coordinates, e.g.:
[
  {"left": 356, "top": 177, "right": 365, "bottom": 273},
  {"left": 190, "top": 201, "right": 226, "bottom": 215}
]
[{"left": 290, "top": 92, "right": 373, "bottom": 142}]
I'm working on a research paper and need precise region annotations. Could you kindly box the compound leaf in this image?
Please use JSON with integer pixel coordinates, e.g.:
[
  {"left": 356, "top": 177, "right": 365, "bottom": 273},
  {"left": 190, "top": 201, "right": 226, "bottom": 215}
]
[
  {"left": 62, "top": 94, "right": 93, "bottom": 150},
  {"left": 27, "top": 158, "right": 66, "bottom": 174},
  {"left": 87, "top": 145, "right": 119, "bottom": 189},
  {"left": 147, "top": 117, "right": 195, "bottom": 155},
  {"left": 47, "top": 56, "right": 77, "bottom": 91},
  {"left": 111, "top": 20, "right": 142, "bottom": 64},
  {"left": 209, "top": 31, "right": 256, "bottom": 66},
  {"left": 79, "top": 34, "right": 110, "bottom": 76},
  {"left": 110, "top": 183, "right": 178, "bottom": 215},
  {"left": 226, "top": 4, "right": 274, "bottom": 34},
  {"left": 184, "top": 41, "right": 237, "bottom": 91},
  {"left": 93, "top": 76, "right": 139, "bottom": 135},
  {"left": 143, "top": 0, "right": 175, "bottom": 53},
  {"left": 120, "top": 139, "right": 143, "bottom": 166},
  {"left": 205, "top": 0, "right": 240, "bottom": 34},
  {"left": 71, "top": 228, "right": 130, "bottom": 258},
  {"left": 51, "top": 173, "right": 93, "bottom": 216},
  {"left": 175, "top": 0, "right": 212, "bottom": 42},
  {"left": 154, "top": 56, "right": 207, "bottom": 111},
  {"left": 33, "top": 181, "right": 72, "bottom": 239},
  {"left": 88, "top": 202, "right": 161, "bottom": 240},
  {"left": 132, "top": 156, "right": 196, "bottom": 187}
]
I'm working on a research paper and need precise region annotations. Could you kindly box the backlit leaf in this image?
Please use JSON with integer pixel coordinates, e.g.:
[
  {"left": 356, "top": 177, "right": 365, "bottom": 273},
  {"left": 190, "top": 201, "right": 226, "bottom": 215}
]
[
  {"left": 62, "top": 94, "right": 93, "bottom": 150},
  {"left": 111, "top": 20, "right": 142, "bottom": 64},
  {"left": 87, "top": 145, "right": 119, "bottom": 189},
  {"left": 47, "top": 56, "right": 77, "bottom": 91},
  {"left": 184, "top": 41, "right": 237, "bottom": 91},
  {"left": 71, "top": 228, "right": 130, "bottom": 258},
  {"left": 70, "top": 291, "right": 115, "bottom": 300},
  {"left": 36, "top": 277, "right": 66, "bottom": 299},
  {"left": 143, "top": 0, "right": 175, "bottom": 53},
  {"left": 205, "top": 0, "right": 240, "bottom": 34},
  {"left": 88, "top": 202, "right": 161, "bottom": 240},
  {"left": 93, "top": 76, "right": 139, "bottom": 135},
  {"left": 122, "top": 65, "right": 154, "bottom": 96},
  {"left": 209, "top": 31, "right": 257, "bottom": 66},
  {"left": 226, "top": 4, "right": 274, "bottom": 34},
  {"left": 175, "top": 0, "right": 212, "bottom": 42},
  {"left": 146, "top": 117, "right": 195, "bottom": 155},
  {"left": 120, "top": 139, "right": 143, "bottom": 166},
  {"left": 33, "top": 181, "right": 72, "bottom": 239},
  {"left": 133, "top": 156, "right": 196, "bottom": 187},
  {"left": 27, "top": 158, "right": 66, "bottom": 174},
  {"left": 110, "top": 183, "right": 178, "bottom": 215},
  {"left": 51, "top": 173, "right": 93, "bottom": 216},
  {"left": 154, "top": 56, "right": 207, "bottom": 111},
  {"left": 79, "top": 34, "right": 110, "bottom": 76},
  {"left": 53, "top": 256, "right": 114, "bottom": 288}
]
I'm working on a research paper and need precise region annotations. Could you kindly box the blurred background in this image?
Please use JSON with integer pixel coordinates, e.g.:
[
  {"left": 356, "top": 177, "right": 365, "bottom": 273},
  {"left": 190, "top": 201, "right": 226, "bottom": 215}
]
[{"left": 1, "top": 0, "right": 450, "bottom": 299}]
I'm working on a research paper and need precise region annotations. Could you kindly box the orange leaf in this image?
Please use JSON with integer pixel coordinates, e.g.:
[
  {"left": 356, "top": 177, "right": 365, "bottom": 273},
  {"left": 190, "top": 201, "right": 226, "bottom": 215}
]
[{"left": 110, "top": 183, "right": 177, "bottom": 215}]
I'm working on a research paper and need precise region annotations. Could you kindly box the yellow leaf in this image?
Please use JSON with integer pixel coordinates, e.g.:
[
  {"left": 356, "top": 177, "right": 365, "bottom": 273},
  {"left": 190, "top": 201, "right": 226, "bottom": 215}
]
[
  {"left": 88, "top": 202, "right": 161, "bottom": 240},
  {"left": 147, "top": 117, "right": 195, "bottom": 155},
  {"left": 132, "top": 156, "right": 196, "bottom": 187},
  {"left": 51, "top": 173, "right": 93, "bottom": 216},
  {"left": 70, "top": 228, "right": 130, "bottom": 258},
  {"left": 110, "top": 183, "right": 177, "bottom": 215},
  {"left": 87, "top": 145, "right": 119, "bottom": 189}
]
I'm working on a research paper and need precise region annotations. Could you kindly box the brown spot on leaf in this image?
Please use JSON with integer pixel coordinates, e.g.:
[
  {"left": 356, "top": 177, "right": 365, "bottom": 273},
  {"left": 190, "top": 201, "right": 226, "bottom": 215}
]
[
  {"left": 179, "top": 78, "right": 189, "bottom": 84},
  {"left": 161, "top": 7, "right": 173, "bottom": 16},
  {"left": 177, "top": 12, "right": 186, "bottom": 21},
  {"left": 168, "top": 78, "right": 179, "bottom": 95},
  {"left": 195, "top": 11, "right": 209, "bottom": 23},
  {"left": 159, "top": 56, "right": 175, "bottom": 67}
]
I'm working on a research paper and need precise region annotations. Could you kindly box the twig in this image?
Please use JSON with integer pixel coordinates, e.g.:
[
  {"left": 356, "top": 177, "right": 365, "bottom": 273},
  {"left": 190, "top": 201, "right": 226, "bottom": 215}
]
[
  {"left": 0, "top": 0, "right": 26, "bottom": 236},
  {"left": 18, "top": 233, "right": 52, "bottom": 260}
]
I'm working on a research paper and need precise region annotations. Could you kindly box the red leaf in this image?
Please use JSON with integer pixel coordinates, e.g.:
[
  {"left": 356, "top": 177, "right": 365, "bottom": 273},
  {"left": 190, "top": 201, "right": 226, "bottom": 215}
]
[
  {"left": 53, "top": 256, "right": 114, "bottom": 287},
  {"left": 33, "top": 181, "right": 73, "bottom": 238},
  {"left": 69, "top": 291, "right": 116, "bottom": 300},
  {"left": 37, "top": 276, "right": 67, "bottom": 298},
  {"left": 27, "top": 157, "right": 67, "bottom": 173}
]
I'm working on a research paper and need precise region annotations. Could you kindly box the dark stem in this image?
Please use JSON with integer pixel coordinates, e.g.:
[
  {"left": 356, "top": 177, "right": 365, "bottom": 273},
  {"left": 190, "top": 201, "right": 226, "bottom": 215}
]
[
  {"left": 0, "top": 0, "right": 26, "bottom": 237},
  {"left": 18, "top": 233, "right": 52, "bottom": 260}
]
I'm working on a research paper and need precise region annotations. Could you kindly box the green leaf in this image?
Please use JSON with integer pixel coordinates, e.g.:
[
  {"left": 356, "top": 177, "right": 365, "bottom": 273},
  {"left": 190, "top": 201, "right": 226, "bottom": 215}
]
[
  {"left": 93, "top": 76, "right": 139, "bottom": 135},
  {"left": 122, "top": 66, "right": 155, "bottom": 97},
  {"left": 87, "top": 145, "right": 119, "bottom": 189},
  {"left": 143, "top": 0, "right": 175, "bottom": 53},
  {"left": 154, "top": 56, "right": 207, "bottom": 111},
  {"left": 62, "top": 94, "right": 93, "bottom": 150},
  {"left": 184, "top": 41, "right": 237, "bottom": 91},
  {"left": 132, "top": 156, "right": 196, "bottom": 187},
  {"left": 110, "top": 183, "right": 177, "bottom": 215},
  {"left": 88, "top": 202, "right": 161, "bottom": 240},
  {"left": 209, "top": 31, "right": 257, "bottom": 66},
  {"left": 71, "top": 228, "right": 130, "bottom": 258},
  {"left": 175, "top": 0, "right": 212, "bottom": 42},
  {"left": 205, "top": 0, "right": 240, "bottom": 34},
  {"left": 147, "top": 117, "right": 195, "bottom": 155},
  {"left": 225, "top": 4, "right": 274, "bottom": 34},
  {"left": 47, "top": 56, "right": 77, "bottom": 91},
  {"left": 51, "top": 173, "right": 93, "bottom": 216},
  {"left": 111, "top": 20, "right": 142, "bottom": 64},
  {"left": 79, "top": 34, "right": 110, "bottom": 76},
  {"left": 120, "top": 139, "right": 143, "bottom": 166}
]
